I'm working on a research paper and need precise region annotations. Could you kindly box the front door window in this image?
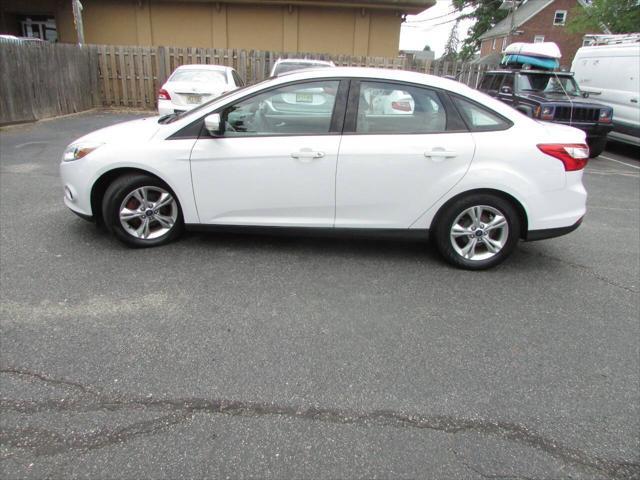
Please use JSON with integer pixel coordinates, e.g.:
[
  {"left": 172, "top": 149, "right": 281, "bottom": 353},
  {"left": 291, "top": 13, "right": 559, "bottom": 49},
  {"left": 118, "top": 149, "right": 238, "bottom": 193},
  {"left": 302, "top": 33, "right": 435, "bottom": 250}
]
[{"left": 221, "top": 80, "right": 340, "bottom": 136}]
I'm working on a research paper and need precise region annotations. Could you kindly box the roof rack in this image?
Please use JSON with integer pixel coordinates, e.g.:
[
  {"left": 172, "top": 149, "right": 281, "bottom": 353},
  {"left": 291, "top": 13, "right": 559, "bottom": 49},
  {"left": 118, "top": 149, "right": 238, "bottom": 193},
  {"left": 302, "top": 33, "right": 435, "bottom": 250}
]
[{"left": 582, "top": 33, "right": 640, "bottom": 46}]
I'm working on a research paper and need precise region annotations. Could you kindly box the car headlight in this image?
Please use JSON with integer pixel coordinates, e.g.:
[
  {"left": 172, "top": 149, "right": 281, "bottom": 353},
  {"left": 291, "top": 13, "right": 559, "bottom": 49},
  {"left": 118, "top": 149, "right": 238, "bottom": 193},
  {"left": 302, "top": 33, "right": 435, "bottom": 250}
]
[
  {"left": 598, "top": 108, "right": 613, "bottom": 123},
  {"left": 63, "top": 142, "right": 104, "bottom": 162}
]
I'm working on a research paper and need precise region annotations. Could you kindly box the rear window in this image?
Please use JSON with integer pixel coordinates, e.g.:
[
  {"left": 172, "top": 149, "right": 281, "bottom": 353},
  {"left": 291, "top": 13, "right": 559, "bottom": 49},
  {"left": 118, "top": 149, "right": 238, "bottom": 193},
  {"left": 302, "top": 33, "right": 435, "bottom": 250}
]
[
  {"left": 169, "top": 70, "right": 227, "bottom": 84},
  {"left": 273, "top": 62, "right": 332, "bottom": 76},
  {"left": 452, "top": 96, "right": 512, "bottom": 131}
]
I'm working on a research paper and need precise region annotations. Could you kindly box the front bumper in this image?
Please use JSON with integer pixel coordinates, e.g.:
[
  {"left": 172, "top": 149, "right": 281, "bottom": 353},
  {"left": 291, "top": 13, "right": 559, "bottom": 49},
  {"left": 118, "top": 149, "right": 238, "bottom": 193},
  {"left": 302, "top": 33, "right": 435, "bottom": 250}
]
[{"left": 67, "top": 204, "right": 94, "bottom": 222}]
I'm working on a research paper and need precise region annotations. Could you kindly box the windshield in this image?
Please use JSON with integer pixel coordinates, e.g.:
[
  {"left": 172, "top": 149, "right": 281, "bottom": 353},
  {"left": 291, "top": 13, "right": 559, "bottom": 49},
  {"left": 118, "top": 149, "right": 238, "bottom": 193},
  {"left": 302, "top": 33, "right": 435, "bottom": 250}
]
[
  {"left": 169, "top": 69, "right": 227, "bottom": 84},
  {"left": 517, "top": 73, "right": 581, "bottom": 96},
  {"left": 273, "top": 62, "right": 332, "bottom": 76}
]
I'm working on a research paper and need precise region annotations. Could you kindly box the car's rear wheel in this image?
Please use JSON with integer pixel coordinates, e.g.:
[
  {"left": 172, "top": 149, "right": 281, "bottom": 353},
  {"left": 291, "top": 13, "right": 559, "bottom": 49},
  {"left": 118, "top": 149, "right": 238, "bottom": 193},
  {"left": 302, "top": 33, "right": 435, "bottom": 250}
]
[
  {"left": 102, "top": 174, "right": 184, "bottom": 248},
  {"left": 433, "top": 194, "right": 520, "bottom": 270}
]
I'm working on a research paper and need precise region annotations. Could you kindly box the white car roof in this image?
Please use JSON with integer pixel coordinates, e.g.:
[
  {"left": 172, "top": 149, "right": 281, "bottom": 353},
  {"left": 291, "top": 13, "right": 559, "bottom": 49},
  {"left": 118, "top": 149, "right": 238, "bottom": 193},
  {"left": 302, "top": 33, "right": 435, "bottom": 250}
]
[
  {"left": 275, "top": 58, "right": 335, "bottom": 66},
  {"left": 275, "top": 67, "right": 468, "bottom": 92},
  {"left": 173, "top": 64, "right": 232, "bottom": 71}
]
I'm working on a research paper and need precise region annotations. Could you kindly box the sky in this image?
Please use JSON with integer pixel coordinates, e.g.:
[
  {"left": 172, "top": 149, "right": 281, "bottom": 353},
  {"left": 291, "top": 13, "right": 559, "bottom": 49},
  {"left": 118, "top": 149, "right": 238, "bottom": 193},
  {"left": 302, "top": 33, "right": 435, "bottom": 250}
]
[{"left": 399, "top": 0, "right": 475, "bottom": 57}]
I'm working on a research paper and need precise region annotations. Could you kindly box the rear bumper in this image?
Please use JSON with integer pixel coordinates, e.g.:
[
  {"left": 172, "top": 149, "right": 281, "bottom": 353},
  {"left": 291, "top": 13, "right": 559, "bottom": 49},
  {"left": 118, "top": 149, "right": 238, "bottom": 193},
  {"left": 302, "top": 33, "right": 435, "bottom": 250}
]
[
  {"left": 525, "top": 216, "right": 583, "bottom": 241},
  {"left": 569, "top": 123, "right": 613, "bottom": 140},
  {"left": 158, "top": 100, "right": 188, "bottom": 116}
]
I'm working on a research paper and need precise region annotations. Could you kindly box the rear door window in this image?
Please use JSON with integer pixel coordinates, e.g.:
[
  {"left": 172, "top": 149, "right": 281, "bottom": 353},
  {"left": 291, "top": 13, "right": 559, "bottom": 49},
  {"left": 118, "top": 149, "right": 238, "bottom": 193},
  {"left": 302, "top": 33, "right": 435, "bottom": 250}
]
[{"left": 355, "top": 81, "right": 447, "bottom": 134}]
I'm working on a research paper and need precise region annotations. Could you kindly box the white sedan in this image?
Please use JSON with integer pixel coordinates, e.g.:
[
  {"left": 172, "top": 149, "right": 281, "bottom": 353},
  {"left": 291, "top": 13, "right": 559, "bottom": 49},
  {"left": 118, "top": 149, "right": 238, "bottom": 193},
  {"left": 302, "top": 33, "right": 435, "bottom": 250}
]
[
  {"left": 60, "top": 68, "right": 588, "bottom": 269},
  {"left": 157, "top": 64, "right": 243, "bottom": 116},
  {"left": 270, "top": 58, "right": 335, "bottom": 76}
]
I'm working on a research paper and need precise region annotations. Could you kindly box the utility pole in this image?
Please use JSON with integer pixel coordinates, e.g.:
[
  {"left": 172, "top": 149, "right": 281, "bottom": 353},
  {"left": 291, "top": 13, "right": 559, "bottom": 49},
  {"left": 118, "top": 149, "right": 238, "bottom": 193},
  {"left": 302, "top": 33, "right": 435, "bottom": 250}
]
[
  {"left": 72, "top": 0, "right": 85, "bottom": 45},
  {"left": 504, "top": 0, "right": 519, "bottom": 48}
]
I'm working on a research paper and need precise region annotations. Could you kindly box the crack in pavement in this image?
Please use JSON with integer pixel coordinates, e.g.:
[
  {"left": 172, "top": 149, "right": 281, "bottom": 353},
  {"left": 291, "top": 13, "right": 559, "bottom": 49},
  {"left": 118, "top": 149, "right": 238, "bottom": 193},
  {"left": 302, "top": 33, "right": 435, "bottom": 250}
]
[
  {"left": 451, "top": 446, "right": 590, "bottom": 480},
  {"left": 519, "top": 248, "right": 638, "bottom": 294},
  {"left": 1, "top": 368, "right": 638, "bottom": 480},
  {"left": 1, "top": 413, "right": 192, "bottom": 458}
]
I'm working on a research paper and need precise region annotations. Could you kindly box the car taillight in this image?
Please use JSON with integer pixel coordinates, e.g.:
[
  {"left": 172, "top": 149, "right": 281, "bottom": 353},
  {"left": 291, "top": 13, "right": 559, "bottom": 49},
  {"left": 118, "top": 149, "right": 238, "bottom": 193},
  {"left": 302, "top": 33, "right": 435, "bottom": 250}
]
[
  {"left": 598, "top": 108, "right": 612, "bottom": 123},
  {"left": 537, "top": 143, "right": 590, "bottom": 171},
  {"left": 158, "top": 88, "right": 171, "bottom": 100},
  {"left": 391, "top": 101, "right": 412, "bottom": 112}
]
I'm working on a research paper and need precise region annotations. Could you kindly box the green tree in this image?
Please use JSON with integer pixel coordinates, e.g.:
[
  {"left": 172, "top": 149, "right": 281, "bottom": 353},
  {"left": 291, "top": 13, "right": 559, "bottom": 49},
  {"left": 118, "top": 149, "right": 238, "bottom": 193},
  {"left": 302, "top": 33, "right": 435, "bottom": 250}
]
[
  {"left": 452, "top": 0, "right": 508, "bottom": 60},
  {"left": 442, "top": 21, "right": 460, "bottom": 60},
  {"left": 423, "top": 44, "right": 432, "bottom": 51},
  {"left": 567, "top": 0, "right": 640, "bottom": 34}
]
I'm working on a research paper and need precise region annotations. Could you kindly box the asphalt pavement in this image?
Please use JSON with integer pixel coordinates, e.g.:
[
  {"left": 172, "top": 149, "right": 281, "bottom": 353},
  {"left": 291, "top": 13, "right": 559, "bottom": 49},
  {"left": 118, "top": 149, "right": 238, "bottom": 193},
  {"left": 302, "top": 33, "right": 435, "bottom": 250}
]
[{"left": 1, "top": 111, "right": 639, "bottom": 479}]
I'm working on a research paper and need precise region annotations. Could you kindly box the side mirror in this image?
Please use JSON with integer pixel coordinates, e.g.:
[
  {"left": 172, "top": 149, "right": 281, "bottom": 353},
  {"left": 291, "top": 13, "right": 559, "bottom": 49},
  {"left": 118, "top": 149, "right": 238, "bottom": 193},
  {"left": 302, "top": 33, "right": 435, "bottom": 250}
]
[
  {"left": 204, "top": 113, "right": 222, "bottom": 136},
  {"left": 500, "top": 86, "right": 513, "bottom": 95},
  {"left": 582, "top": 91, "right": 590, "bottom": 98}
]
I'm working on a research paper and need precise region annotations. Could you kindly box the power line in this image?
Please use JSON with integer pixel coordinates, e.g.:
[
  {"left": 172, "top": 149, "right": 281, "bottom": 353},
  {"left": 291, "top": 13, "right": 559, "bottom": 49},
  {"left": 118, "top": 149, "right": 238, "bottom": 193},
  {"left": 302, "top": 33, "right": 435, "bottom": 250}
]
[
  {"left": 403, "top": 0, "right": 506, "bottom": 29},
  {"left": 405, "top": 0, "right": 504, "bottom": 26},
  {"left": 403, "top": 14, "right": 467, "bottom": 29},
  {"left": 404, "top": 8, "right": 460, "bottom": 24}
]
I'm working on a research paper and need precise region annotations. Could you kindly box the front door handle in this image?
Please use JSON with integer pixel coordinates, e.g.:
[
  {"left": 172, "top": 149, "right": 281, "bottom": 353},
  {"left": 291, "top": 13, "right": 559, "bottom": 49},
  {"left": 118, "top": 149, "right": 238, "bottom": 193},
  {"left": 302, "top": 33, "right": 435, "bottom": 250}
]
[
  {"left": 425, "top": 148, "right": 457, "bottom": 159},
  {"left": 291, "top": 149, "right": 325, "bottom": 161},
  {"left": 631, "top": 98, "right": 638, "bottom": 104}
]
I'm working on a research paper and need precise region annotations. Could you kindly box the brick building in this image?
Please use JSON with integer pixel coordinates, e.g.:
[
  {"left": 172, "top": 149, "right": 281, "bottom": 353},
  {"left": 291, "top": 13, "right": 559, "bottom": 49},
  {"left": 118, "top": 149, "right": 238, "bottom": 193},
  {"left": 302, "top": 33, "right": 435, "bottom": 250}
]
[{"left": 478, "top": 0, "right": 607, "bottom": 67}]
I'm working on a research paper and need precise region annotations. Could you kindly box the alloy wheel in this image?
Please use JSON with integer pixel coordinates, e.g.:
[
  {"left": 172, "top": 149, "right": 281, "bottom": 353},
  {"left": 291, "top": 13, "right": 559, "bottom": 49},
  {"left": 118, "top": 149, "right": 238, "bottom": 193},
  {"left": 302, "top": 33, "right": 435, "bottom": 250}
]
[
  {"left": 118, "top": 186, "right": 178, "bottom": 240},
  {"left": 449, "top": 205, "right": 509, "bottom": 261}
]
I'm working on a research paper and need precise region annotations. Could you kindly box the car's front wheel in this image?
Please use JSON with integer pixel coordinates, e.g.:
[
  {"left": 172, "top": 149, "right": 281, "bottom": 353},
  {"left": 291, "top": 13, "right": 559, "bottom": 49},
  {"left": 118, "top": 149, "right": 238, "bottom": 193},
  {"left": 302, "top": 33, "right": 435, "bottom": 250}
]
[
  {"left": 433, "top": 194, "right": 521, "bottom": 270},
  {"left": 102, "top": 174, "right": 184, "bottom": 248}
]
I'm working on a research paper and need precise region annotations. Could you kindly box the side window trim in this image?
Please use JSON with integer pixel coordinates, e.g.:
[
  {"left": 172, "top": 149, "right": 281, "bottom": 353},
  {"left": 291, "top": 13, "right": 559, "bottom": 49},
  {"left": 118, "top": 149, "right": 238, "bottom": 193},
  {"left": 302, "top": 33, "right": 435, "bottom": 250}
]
[
  {"left": 330, "top": 79, "right": 350, "bottom": 133},
  {"left": 344, "top": 79, "right": 361, "bottom": 133}
]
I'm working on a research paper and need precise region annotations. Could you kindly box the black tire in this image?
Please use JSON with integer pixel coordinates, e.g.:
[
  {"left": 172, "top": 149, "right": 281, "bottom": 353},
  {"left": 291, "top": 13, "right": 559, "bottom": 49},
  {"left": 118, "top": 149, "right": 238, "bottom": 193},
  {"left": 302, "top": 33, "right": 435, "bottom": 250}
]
[
  {"left": 433, "top": 194, "right": 521, "bottom": 270},
  {"left": 587, "top": 137, "right": 607, "bottom": 158},
  {"left": 102, "top": 174, "right": 184, "bottom": 248}
]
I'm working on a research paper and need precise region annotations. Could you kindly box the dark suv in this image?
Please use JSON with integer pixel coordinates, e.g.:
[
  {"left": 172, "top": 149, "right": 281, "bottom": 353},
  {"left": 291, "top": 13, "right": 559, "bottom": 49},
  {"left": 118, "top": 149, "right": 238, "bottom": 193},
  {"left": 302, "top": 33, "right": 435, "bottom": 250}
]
[{"left": 478, "top": 69, "right": 613, "bottom": 157}]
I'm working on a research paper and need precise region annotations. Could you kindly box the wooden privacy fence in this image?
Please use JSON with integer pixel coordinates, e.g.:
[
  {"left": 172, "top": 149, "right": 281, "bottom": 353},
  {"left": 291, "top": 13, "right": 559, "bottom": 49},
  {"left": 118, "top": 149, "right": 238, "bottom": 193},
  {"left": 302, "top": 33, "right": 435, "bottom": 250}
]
[
  {"left": 0, "top": 42, "right": 99, "bottom": 124},
  {"left": 0, "top": 42, "right": 497, "bottom": 124},
  {"left": 95, "top": 45, "right": 496, "bottom": 110}
]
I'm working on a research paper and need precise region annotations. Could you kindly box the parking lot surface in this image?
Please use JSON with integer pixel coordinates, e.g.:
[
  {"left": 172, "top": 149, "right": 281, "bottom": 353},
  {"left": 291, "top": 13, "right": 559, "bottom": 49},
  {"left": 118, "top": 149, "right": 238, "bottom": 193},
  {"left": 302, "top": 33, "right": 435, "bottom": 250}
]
[{"left": 1, "top": 111, "right": 639, "bottom": 479}]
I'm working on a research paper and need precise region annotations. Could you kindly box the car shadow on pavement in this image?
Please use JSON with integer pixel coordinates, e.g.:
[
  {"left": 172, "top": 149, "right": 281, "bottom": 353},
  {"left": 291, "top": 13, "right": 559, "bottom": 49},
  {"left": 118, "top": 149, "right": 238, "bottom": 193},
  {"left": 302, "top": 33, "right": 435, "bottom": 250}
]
[{"left": 65, "top": 218, "right": 563, "bottom": 273}]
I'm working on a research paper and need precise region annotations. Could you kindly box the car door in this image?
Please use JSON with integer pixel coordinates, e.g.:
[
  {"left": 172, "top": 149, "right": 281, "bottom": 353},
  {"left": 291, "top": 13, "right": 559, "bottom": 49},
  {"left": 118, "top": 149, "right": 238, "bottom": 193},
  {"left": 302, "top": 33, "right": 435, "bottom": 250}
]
[
  {"left": 190, "top": 79, "right": 346, "bottom": 226},
  {"left": 335, "top": 80, "right": 475, "bottom": 229}
]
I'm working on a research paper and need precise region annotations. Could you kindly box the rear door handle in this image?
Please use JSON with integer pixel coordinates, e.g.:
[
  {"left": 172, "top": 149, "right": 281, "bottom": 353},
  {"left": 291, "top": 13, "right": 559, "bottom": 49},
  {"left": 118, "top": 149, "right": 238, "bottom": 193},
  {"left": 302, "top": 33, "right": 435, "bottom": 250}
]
[
  {"left": 425, "top": 148, "right": 457, "bottom": 159},
  {"left": 291, "top": 149, "right": 325, "bottom": 161},
  {"left": 631, "top": 98, "right": 638, "bottom": 104}
]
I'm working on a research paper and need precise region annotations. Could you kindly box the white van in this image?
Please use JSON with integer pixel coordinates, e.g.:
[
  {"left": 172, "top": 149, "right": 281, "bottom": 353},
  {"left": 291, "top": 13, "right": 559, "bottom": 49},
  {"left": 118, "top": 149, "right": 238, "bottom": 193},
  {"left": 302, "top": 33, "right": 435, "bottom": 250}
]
[{"left": 571, "top": 40, "right": 640, "bottom": 146}]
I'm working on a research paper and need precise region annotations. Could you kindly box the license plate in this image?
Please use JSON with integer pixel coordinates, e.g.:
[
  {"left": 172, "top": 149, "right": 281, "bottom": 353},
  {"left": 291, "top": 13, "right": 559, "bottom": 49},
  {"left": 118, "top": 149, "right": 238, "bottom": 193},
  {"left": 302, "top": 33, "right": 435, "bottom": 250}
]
[
  {"left": 296, "top": 93, "right": 313, "bottom": 103},
  {"left": 186, "top": 94, "right": 201, "bottom": 104}
]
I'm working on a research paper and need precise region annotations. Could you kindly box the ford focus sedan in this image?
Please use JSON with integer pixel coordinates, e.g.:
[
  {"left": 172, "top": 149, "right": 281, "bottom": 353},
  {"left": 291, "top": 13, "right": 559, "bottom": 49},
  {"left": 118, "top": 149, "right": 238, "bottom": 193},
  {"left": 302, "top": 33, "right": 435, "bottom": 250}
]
[{"left": 60, "top": 68, "right": 588, "bottom": 269}]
